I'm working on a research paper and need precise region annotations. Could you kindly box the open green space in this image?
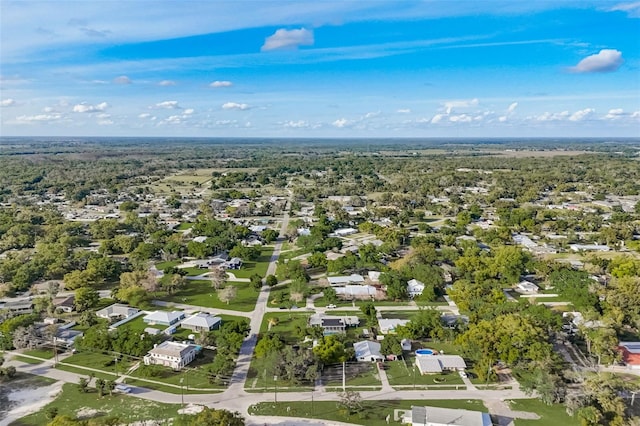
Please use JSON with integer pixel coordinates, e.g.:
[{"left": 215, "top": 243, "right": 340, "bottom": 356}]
[
  {"left": 322, "top": 362, "right": 382, "bottom": 388},
  {"left": 385, "top": 359, "right": 464, "bottom": 387},
  {"left": 509, "top": 399, "right": 581, "bottom": 426},
  {"left": 246, "top": 356, "right": 314, "bottom": 391},
  {"left": 176, "top": 222, "right": 194, "bottom": 230},
  {"left": 22, "top": 348, "right": 57, "bottom": 359},
  {"left": 229, "top": 247, "right": 274, "bottom": 278},
  {"left": 13, "top": 383, "right": 182, "bottom": 426},
  {"left": 248, "top": 399, "right": 488, "bottom": 426},
  {"left": 61, "top": 351, "right": 136, "bottom": 376},
  {"left": 259, "top": 312, "right": 312, "bottom": 343},
  {"left": 162, "top": 279, "right": 258, "bottom": 311},
  {"left": 120, "top": 315, "right": 166, "bottom": 334},
  {"left": 55, "top": 364, "right": 118, "bottom": 381}
]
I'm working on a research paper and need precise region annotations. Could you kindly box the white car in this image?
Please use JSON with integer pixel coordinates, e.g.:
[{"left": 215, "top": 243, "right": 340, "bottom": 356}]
[
  {"left": 327, "top": 304, "right": 337, "bottom": 309},
  {"left": 458, "top": 371, "right": 468, "bottom": 378}
]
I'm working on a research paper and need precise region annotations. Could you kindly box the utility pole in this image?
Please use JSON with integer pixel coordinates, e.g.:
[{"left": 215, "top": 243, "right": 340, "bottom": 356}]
[
  {"left": 274, "top": 376, "right": 278, "bottom": 403},
  {"left": 342, "top": 361, "right": 346, "bottom": 391},
  {"left": 180, "top": 377, "right": 184, "bottom": 406}
]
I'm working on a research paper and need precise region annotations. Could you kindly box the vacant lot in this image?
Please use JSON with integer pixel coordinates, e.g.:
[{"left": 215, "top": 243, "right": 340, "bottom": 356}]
[{"left": 163, "top": 279, "right": 258, "bottom": 311}]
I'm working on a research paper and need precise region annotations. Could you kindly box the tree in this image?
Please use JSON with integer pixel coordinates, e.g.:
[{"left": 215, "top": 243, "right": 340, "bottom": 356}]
[
  {"left": 74, "top": 287, "right": 99, "bottom": 312},
  {"left": 95, "top": 377, "right": 106, "bottom": 397},
  {"left": 210, "top": 268, "right": 227, "bottom": 290},
  {"left": 183, "top": 407, "right": 245, "bottom": 426},
  {"left": 313, "top": 335, "right": 346, "bottom": 365},
  {"left": 262, "top": 229, "right": 278, "bottom": 243},
  {"left": 380, "top": 272, "right": 408, "bottom": 300},
  {"left": 250, "top": 273, "right": 263, "bottom": 290},
  {"left": 218, "top": 285, "right": 237, "bottom": 305},
  {"left": 0, "top": 356, "right": 17, "bottom": 381},
  {"left": 105, "top": 379, "right": 116, "bottom": 396},
  {"left": 323, "top": 286, "right": 338, "bottom": 304},
  {"left": 360, "top": 302, "right": 377, "bottom": 325},
  {"left": 307, "top": 252, "right": 328, "bottom": 269},
  {"left": 265, "top": 274, "right": 278, "bottom": 287},
  {"left": 63, "top": 269, "right": 95, "bottom": 290},
  {"left": 78, "top": 377, "right": 89, "bottom": 393},
  {"left": 162, "top": 274, "right": 187, "bottom": 295},
  {"left": 381, "top": 335, "right": 403, "bottom": 356},
  {"left": 337, "top": 390, "right": 363, "bottom": 415},
  {"left": 254, "top": 334, "right": 284, "bottom": 358}
]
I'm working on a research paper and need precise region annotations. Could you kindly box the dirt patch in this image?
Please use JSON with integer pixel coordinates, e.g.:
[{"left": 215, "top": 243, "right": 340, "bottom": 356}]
[
  {"left": 178, "top": 404, "right": 205, "bottom": 415},
  {"left": 0, "top": 380, "right": 63, "bottom": 426},
  {"left": 485, "top": 399, "right": 540, "bottom": 426}
]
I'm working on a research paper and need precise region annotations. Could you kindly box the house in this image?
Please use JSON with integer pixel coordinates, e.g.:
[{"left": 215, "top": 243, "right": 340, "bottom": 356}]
[
  {"left": 225, "top": 257, "right": 243, "bottom": 270},
  {"left": 415, "top": 354, "right": 467, "bottom": 374},
  {"left": 309, "top": 314, "right": 360, "bottom": 335},
  {"left": 192, "top": 236, "right": 208, "bottom": 243},
  {"left": 53, "top": 295, "right": 75, "bottom": 313},
  {"left": 181, "top": 313, "right": 221, "bottom": 333},
  {"left": 96, "top": 303, "right": 139, "bottom": 320},
  {"left": 378, "top": 318, "right": 410, "bottom": 334},
  {"left": 354, "top": 341, "right": 384, "bottom": 362},
  {"left": 327, "top": 274, "right": 365, "bottom": 287},
  {"left": 143, "top": 311, "right": 185, "bottom": 326},
  {"left": 333, "top": 227, "right": 358, "bottom": 237},
  {"left": 1, "top": 300, "right": 34, "bottom": 314},
  {"left": 402, "top": 406, "right": 492, "bottom": 426},
  {"left": 335, "top": 285, "right": 378, "bottom": 299},
  {"left": 515, "top": 280, "right": 539, "bottom": 293},
  {"left": 143, "top": 341, "right": 200, "bottom": 370},
  {"left": 618, "top": 342, "right": 640, "bottom": 368},
  {"left": 569, "top": 244, "right": 610, "bottom": 252},
  {"left": 401, "top": 338, "right": 412, "bottom": 351},
  {"left": 407, "top": 279, "right": 425, "bottom": 298},
  {"left": 368, "top": 271, "right": 381, "bottom": 282},
  {"left": 54, "top": 328, "right": 84, "bottom": 348}
]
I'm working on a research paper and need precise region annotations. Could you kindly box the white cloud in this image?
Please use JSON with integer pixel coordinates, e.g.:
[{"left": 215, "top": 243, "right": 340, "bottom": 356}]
[
  {"left": 443, "top": 98, "right": 479, "bottom": 114},
  {"left": 631, "top": 111, "right": 640, "bottom": 119},
  {"left": 569, "top": 108, "right": 595, "bottom": 121},
  {"left": 1, "top": 98, "right": 16, "bottom": 107},
  {"left": 535, "top": 111, "right": 570, "bottom": 121},
  {"left": 284, "top": 120, "right": 309, "bottom": 128},
  {"left": 158, "top": 80, "right": 176, "bottom": 86},
  {"left": 183, "top": 108, "right": 194, "bottom": 115},
  {"left": 607, "top": 2, "right": 640, "bottom": 17},
  {"left": 449, "top": 114, "right": 472, "bottom": 123},
  {"left": 261, "top": 28, "right": 314, "bottom": 51},
  {"left": 155, "top": 100, "right": 180, "bottom": 109},
  {"left": 72, "top": 102, "right": 108, "bottom": 113},
  {"left": 98, "top": 119, "right": 114, "bottom": 125},
  {"left": 210, "top": 80, "right": 233, "bottom": 88},
  {"left": 605, "top": 108, "right": 625, "bottom": 119},
  {"left": 498, "top": 116, "right": 508, "bottom": 122},
  {"left": 332, "top": 118, "right": 353, "bottom": 128},
  {"left": 363, "top": 111, "right": 380, "bottom": 119},
  {"left": 138, "top": 113, "right": 152, "bottom": 119},
  {"left": 430, "top": 114, "right": 445, "bottom": 124},
  {"left": 570, "top": 49, "right": 624, "bottom": 73},
  {"left": 15, "top": 113, "right": 63, "bottom": 123},
  {"left": 222, "top": 102, "right": 250, "bottom": 110},
  {"left": 507, "top": 102, "right": 518, "bottom": 113},
  {"left": 113, "top": 75, "right": 132, "bottom": 84},
  {"left": 397, "top": 109, "right": 411, "bottom": 114}
]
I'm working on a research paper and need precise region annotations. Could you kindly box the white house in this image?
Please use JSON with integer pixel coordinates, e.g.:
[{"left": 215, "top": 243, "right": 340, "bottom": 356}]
[
  {"left": 143, "top": 341, "right": 200, "bottom": 370},
  {"left": 378, "top": 318, "right": 410, "bottom": 334},
  {"left": 181, "top": 313, "right": 221, "bottom": 333},
  {"left": 415, "top": 354, "right": 467, "bottom": 374},
  {"left": 402, "top": 406, "right": 492, "bottom": 426},
  {"left": 407, "top": 279, "right": 425, "bottom": 298},
  {"left": 515, "top": 280, "right": 539, "bottom": 293},
  {"left": 368, "top": 271, "right": 381, "bottom": 282},
  {"left": 570, "top": 244, "right": 610, "bottom": 252},
  {"left": 143, "top": 311, "right": 185, "bottom": 326},
  {"left": 353, "top": 341, "right": 384, "bottom": 362},
  {"left": 333, "top": 227, "right": 358, "bottom": 237},
  {"left": 335, "top": 285, "right": 378, "bottom": 298},
  {"left": 96, "top": 303, "right": 139, "bottom": 320}
]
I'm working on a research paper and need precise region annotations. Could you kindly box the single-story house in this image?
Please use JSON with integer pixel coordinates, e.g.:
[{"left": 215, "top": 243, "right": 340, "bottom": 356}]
[
  {"left": 144, "top": 327, "right": 163, "bottom": 336},
  {"left": 192, "top": 236, "right": 208, "bottom": 243},
  {"left": 368, "top": 271, "right": 381, "bottom": 282},
  {"left": 54, "top": 328, "right": 83, "bottom": 348},
  {"left": 415, "top": 354, "right": 467, "bottom": 374},
  {"left": 143, "top": 310, "right": 185, "bottom": 326},
  {"left": 53, "top": 295, "right": 75, "bottom": 313},
  {"left": 407, "top": 279, "right": 425, "bottom": 298},
  {"left": 143, "top": 341, "right": 200, "bottom": 370},
  {"left": 378, "top": 318, "right": 410, "bottom": 334},
  {"left": 327, "top": 274, "right": 365, "bottom": 287},
  {"left": 515, "top": 280, "right": 539, "bottom": 293},
  {"left": 309, "top": 314, "right": 360, "bottom": 335},
  {"left": 225, "top": 257, "right": 243, "bottom": 270},
  {"left": 1, "top": 300, "right": 34, "bottom": 314},
  {"left": 354, "top": 341, "right": 384, "bottom": 362},
  {"left": 618, "top": 342, "right": 640, "bottom": 368},
  {"left": 569, "top": 244, "right": 610, "bottom": 252},
  {"left": 402, "top": 406, "right": 492, "bottom": 426},
  {"left": 335, "top": 285, "right": 377, "bottom": 299},
  {"left": 181, "top": 313, "right": 221, "bottom": 333},
  {"left": 96, "top": 303, "right": 139, "bottom": 320},
  {"left": 333, "top": 227, "right": 358, "bottom": 237}
]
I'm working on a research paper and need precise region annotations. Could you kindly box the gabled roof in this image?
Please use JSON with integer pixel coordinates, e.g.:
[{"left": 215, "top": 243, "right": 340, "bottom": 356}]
[
  {"left": 619, "top": 342, "right": 640, "bottom": 354},
  {"left": 353, "top": 340, "right": 382, "bottom": 359},
  {"left": 410, "top": 406, "right": 491, "bottom": 426},
  {"left": 144, "top": 310, "right": 185, "bottom": 324},
  {"left": 182, "top": 313, "right": 221, "bottom": 329}
]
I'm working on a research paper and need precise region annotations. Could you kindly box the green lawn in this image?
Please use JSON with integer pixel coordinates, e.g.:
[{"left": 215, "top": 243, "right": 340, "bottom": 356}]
[
  {"left": 509, "top": 399, "right": 581, "bottom": 426},
  {"left": 385, "top": 359, "right": 464, "bottom": 387},
  {"left": 229, "top": 247, "right": 274, "bottom": 278},
  {"left": 322, "top": 362, "right": 382, "bottom": 388},
  {"left": 61, "top": 351, "right": 136, "bottom": 376},
  {"left": 156, "top": 260, "right": 180, "bottom": 271},
  {"left": 123, "top": 378, "right": 220, "bottom": 394},
  {"left": 259, "top": 312, "right": 312, "bottom": 343},
  {"left": 22, "top": 348, "right": 57, "bottom": 359},
  {"left": 176, "top": 222, "right": 194, "bottom": 230},
  {"left": 119, "top": 315, "right": 167, "bottom": 334},
  {"left": 13, "top": 355, "right": 46, "bottom": 364},
  {"left": 163, "top": 279, "right": 259, "bottom": 311},
  {"left": 55, "top": 364, "right": 118, "bottom": 381},
  {"left": 14, "top": 383, "right": 182, "bottom": 425},
  {"left": 249, "top": 399, "right": 487, "bottom": 426},
  {"left": 246, "top": 357, "right": 315, "bottom": 391}
]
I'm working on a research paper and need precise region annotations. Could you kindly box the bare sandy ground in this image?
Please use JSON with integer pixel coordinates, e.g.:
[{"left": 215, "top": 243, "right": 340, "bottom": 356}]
[{"left": 0, "top": 380, "right": 63, "bottom": 426}]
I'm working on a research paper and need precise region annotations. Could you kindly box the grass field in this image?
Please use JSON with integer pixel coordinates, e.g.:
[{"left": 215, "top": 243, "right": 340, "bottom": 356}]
[
  {"left": 60, "top": 351, "right": 136, "bottom": 376},
  {"left": 509, "top": 399, "right": 580, "bottom": 426},
  {"left": 259, "top": 312, "right": 312, "bottom": 343},
  {"left": 163, "top": 279, "right": 259, "bottom": 311},
  {"left": 14, "top": 383, "right": 182, "bottom": 425},
  {"left": 384, "top": 359, "right": 464, "bottom": 387},
  {"left": 249, "top": 399, "right": 487, "bottom": 426},
  {"left": 230, "top": 247, "right": 274, "bottom": 278}
]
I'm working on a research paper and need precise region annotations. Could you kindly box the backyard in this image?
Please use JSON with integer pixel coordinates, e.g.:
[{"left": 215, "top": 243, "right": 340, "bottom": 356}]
[{"left": 162, "top": 279, "right": 259, "bottom": 311}]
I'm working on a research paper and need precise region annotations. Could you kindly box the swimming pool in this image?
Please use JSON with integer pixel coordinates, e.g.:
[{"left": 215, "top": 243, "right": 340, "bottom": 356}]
[{"left": 415, "top": 349, "right": 434, "bottom": 356}]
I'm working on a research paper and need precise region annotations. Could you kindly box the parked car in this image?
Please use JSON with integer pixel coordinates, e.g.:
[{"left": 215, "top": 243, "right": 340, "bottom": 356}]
[
  {"left": 115, "top": 384, "right": 132, "bottom": 393},
  {"left": 327, "top": 304, "right": 337, "bottom": 309},
  {"left": 458, "top": 371, "right": 468, "bottom": 378}
]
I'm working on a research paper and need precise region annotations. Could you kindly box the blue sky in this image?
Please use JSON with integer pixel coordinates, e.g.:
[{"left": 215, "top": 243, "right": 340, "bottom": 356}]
[{"left": 1, "top": 1, "right": 639, "bottom": 137}]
